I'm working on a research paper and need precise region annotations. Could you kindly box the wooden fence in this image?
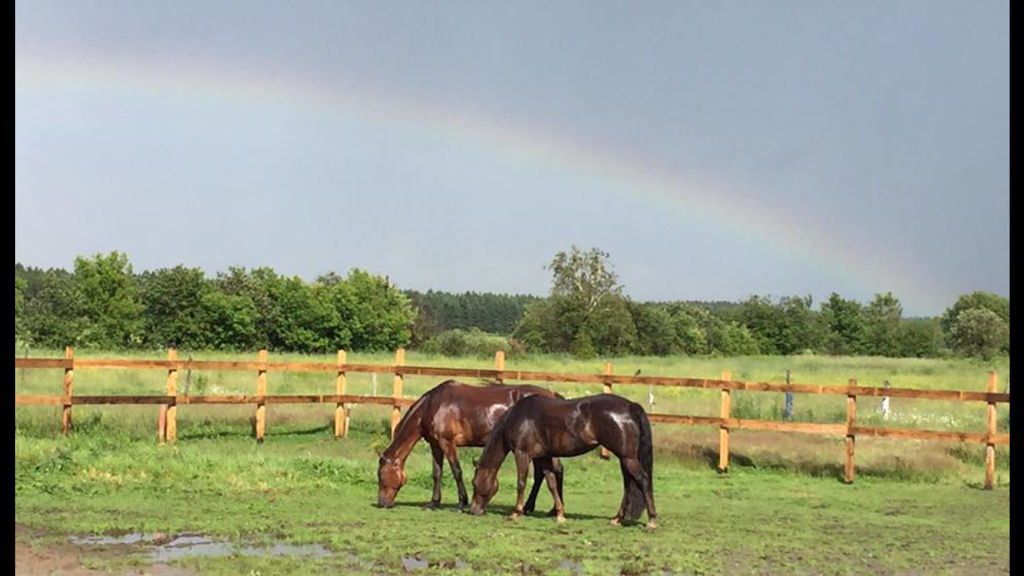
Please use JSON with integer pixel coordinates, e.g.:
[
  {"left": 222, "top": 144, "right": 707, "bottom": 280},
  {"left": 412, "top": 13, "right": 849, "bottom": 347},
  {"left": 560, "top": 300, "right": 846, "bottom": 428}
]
[{"left": 15, "top": 348, "right": 1010, "bottom": 488}]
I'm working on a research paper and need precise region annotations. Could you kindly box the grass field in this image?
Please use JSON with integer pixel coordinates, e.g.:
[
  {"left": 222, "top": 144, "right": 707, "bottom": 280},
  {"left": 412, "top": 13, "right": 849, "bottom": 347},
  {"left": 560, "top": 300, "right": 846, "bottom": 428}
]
[{"left": 14, "top": 350, "right": 1011, "bottom": 574}]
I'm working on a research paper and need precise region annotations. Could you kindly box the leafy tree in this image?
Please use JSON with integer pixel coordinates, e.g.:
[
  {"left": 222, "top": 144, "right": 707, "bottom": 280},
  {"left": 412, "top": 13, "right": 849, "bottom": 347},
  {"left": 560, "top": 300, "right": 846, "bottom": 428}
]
[
  {"left": 738, "top": 295, "right": 784, "bottom": 355},
  {"left": 896, "top": 317, "right": 944, "bottom": 358},
  {"left": 328, "top": 269, "right": 414, "bottom": 351},
  {"left": 73, "top": 252, "right": 145, "bottom": 348},
  {"left": 947, "top": 308, "right": 1009, "bottom": 360},
  {"left": 863, "top": 292, "right": 903, "bottom": 357},
  {"left": 137, "top": 266, "right": 211, "bottom": 349},
  {"left": 22, "top": 271, "right": 90, "bottom": 347},
  {"left": 200, "top": 291, "right": 259, "bottom": 350},
  {"left": 627, "top": 302, "right": 678, "bottom": 356},
  {"left": 15, "top": 277, "right": 25, "bottom": 337},
  {"left": 666, "top": 303, "right": 709, "bottom": 355},
  {"left": 942, "top": 292, "right": 1009, "bottom": 354},
  {"left": 820, "top": 293, "right": 867, "bottom": 355}
]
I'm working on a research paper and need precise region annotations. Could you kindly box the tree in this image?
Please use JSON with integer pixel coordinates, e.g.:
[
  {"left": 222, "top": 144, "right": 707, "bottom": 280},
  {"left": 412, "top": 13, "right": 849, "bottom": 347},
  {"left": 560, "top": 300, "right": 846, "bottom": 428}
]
[
  {"left": 776, "top": 295, "right": 824, "bottom": 354},
  {"left": 710, "top": 322, "right": 761, "bottom": 356},
  {"left": 513, "top": 247, "right": 638, "bottom": 357},
  {"left": 15, "top": 277, "right": 25, "bottom": 338},
  {"left": 896, "top": 317, "right": 944, "bottom": 358},
  {"left": 138, "top": 266, "right": 211, "bottom": 349},
  {"left": 627, "top": 302, "right": 678, "bottom": 356},
  {"left": 328, "top": 269, "right": 415, "bottom": 351},
  {"left": 547, "top": 246, "right": 623, "bottom": 314},
  {"left": 512, "top": 300, "right": 558, "bottom": 352},
  {"left": 73, "top": 252, "right": 145, "bottom": 348},
  {"left": 947, "top": 308, "right": 1009, "bottom": 360},
  {"left": 942, "top": 292, "right": 1010, "bottom": 354},
  {"left": 22, "top": 271, "right": 91, "bottom": 347},
  {"left": 738, "top": 295, "right": 783, "bottom": 355},
  {"left": 820, "top": 293, "right": 867, "bottom": 355},
  {"left": 666, "top": 303, "right": 709, "bottom": 355},
  {"left": 200, "top": 291, "right": 259, "bottom": 350},
  {"left": 863, "top": 292, "right": 903, "bottom": 357}
]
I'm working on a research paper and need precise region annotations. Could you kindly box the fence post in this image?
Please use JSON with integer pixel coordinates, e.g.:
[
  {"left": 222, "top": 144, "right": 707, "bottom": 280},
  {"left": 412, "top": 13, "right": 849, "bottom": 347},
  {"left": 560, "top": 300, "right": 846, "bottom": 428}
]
[
  {"left": 845, "top": 379, "right": 857, "bottom": 484},
  {"left": 601, "top": 362, "right": 613, "bottom": 459},
  {"left": 985, "top": 371, "right": 998, "bottom": 490},
  {"left": 880, "top": 380, "right": 891, "bottom": 421},
  {"left": 495, "top": 351, "right": 505, "bottom": 383},
  {"left": 62, "top": 347, "right": 74, "bottom": 437},
  {"left": 391, "top": 348, "right": 405, "bottom": 439},
  {"left": 783, "top": 369, "right": 794, "bottom": 420},
  {"left": 255, "top": 349, "right": 267, "bottom": 443},
  {"left": 162, "top": 349, "right": 178, "bottom": 444},
  {"left": 718, "top": 370, "right": 731, "bottom": 473},
  {"left": 335, "top": 350, "right": 348, "bottom": 439}
]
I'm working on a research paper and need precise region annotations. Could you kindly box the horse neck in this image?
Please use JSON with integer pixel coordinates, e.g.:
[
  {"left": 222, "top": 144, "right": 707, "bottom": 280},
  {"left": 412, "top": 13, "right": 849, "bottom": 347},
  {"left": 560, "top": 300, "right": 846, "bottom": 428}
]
[
  {"left": 383, "top": 403, "right": 424, "bottom": 463},
  {"left": 478, "top": 434, "right": 510, "bottom": 471}
]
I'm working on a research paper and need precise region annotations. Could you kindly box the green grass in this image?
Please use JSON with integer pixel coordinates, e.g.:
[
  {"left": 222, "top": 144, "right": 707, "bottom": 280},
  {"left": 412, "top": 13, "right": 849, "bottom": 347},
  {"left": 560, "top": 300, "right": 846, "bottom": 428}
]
[
  {"left": 14, "top": 413, "right": 1010, "bottom": 575},
  {"left": 14, "top": 350, "right": 1011, "bottom": 573}
]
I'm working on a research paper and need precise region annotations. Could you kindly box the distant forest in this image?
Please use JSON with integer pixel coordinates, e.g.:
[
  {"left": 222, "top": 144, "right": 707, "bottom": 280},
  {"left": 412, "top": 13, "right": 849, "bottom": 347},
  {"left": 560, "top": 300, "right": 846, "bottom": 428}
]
[{"left": 15, "top": 252, "right": 1010, "bottom": 360}]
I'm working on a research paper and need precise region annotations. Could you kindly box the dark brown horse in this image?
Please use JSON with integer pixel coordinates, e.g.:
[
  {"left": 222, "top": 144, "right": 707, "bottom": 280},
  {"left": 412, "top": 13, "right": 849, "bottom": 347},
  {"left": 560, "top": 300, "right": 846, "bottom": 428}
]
[
  {"left": 377, "top": 380, "right": 564, "bottom": 512},
  {"left": 469, "top": 394, "right": 656, "bottom": 528}
]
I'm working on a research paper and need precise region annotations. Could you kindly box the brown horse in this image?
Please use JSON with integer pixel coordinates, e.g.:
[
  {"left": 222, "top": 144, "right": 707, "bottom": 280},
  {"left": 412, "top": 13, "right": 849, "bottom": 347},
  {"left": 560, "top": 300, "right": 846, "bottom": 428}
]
[
  {"left": 377, "top": 380, "right": 564, "bottom": 512},
  {"left": 469, "top": 394, "right": 656, "bottom": 529}
]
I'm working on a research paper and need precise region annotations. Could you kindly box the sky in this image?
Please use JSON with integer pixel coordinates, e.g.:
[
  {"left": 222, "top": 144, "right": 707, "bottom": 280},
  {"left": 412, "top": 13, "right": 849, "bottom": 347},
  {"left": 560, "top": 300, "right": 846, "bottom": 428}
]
[{"left": 15, "top": 1, "right": 1009, "bottom": 316}]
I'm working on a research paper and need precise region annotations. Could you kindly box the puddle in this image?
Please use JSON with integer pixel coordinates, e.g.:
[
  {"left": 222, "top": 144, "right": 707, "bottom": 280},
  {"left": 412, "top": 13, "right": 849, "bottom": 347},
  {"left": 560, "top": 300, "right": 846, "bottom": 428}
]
[
  {"left": 558, "top": 559, "right": 584, "bottom": 574},
  {"left": 71, "top": 533, "right": 158, "bottom": 546},
  {"left": 401, "top": 556, "right": 469, "bottom": 571},
  {"left": 71, "top": 532, "right": 332, "bottom": 562},
  {"left": 402, "top": 556, "right": 430, "bottom": 571}
]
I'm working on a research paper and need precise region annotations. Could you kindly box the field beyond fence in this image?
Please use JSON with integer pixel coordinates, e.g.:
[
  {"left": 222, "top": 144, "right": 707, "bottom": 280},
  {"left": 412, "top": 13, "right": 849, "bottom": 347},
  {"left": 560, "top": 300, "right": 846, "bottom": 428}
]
[{"left": 14, "top": 347, "right": 1010, "bottom": 488}]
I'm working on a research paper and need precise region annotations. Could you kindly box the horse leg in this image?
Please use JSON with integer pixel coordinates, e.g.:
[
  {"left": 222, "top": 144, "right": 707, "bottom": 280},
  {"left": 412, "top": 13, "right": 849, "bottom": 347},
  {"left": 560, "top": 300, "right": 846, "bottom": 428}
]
[
  {"left": 440, "top": 441, "right": 469, "bottom": 512},
  {"left": 551, "top": 457, "right": 565, "bottom": 516},
  {"left": 622, "top": 457, "right": 658, "bottom": 529},
  {"left": 523, "top": 458, "right": 544, "bottom": 514},
  {"left": 510, "top": 450, "right": 531, "bottom": 519},
  {"left": 610, "top": 460, "right": 631, "bottom": 526},
  {"left": 540, "top": 460, "right": 566, "bottom": 523},
  {"left": 425, "top": 442, "right": 444, "bottom": 510}
]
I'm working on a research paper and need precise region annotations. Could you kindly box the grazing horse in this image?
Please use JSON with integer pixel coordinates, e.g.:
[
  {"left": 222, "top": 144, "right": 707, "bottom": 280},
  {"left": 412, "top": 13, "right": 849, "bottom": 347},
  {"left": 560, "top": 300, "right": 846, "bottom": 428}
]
[
  {"left": 377, "top": 380, "right": 564, "bottom": 512},
  {"left": 469, "top": 394, "right": 656, "bottom": 529}
]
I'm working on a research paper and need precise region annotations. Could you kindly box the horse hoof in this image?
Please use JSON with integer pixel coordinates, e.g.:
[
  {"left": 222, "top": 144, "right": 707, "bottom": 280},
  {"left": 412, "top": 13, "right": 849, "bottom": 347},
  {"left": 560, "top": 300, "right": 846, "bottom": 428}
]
[
  {"left": 555, "top": 515, "right": 567, "bottom": 524},
  {"left": 545, "top": 508, "right": 559, "bottom": 517},
  {"left": 609, "top": 518, "right": 621, "bottom": 527},
  {"left": 424, "top": 502, "right": 439, "bottom": 510},
  {"left": 646, "top": 521, "right": 658, "bottom": 530},
  {"left": 508, "top": 512, "right": 521, "bottom": 521}
]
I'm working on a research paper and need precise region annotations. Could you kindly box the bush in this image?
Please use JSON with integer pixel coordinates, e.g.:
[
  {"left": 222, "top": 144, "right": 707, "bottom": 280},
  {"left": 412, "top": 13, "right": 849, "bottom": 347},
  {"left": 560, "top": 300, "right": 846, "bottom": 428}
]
[{"left": 423, "top": 328, "right": 516, "bottom": 358}]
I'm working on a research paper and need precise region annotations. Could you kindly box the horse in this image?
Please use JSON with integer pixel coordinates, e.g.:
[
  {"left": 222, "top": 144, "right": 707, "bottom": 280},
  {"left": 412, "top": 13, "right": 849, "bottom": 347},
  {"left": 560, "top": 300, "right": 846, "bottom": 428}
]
[
  {"left": 469, "top": 394, "right": 656, "bottom": 529},
  {"left": 377, "top": 380, "right": 564, "bottom": 513}
]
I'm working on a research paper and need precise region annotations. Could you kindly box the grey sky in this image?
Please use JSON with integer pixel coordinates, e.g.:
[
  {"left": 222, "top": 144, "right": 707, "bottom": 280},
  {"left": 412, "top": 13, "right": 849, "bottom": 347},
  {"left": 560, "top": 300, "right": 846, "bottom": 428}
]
[{"left": 15, "top": 1, "right": 1009, "bottom": 316}]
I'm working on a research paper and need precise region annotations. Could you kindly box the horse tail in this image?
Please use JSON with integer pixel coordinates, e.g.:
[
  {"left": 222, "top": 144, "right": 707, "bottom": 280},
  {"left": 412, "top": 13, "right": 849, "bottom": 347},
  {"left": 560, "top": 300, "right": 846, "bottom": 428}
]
[{"left": 622, "top": 402, "right": 653, "bottom": 522}]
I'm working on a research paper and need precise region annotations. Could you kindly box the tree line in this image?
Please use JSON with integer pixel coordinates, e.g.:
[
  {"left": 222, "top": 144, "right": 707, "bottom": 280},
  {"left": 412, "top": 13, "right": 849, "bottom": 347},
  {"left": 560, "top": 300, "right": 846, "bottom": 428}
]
[{"left": 14, "top": 249, "right": 1009, "bottom": 360}]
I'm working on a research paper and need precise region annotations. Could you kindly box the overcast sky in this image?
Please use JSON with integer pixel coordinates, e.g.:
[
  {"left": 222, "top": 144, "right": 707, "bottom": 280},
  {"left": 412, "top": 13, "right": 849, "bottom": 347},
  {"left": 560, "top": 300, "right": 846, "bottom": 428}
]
[{"left": 15, "top": 1, "right": 1009, "bottom": 316}]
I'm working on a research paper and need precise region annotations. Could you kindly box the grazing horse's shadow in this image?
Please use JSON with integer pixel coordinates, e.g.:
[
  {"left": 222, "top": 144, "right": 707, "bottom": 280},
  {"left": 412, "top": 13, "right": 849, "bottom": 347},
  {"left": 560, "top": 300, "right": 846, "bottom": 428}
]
[{"left": 385, "top": 501, "right": 606, "bottom": 521}]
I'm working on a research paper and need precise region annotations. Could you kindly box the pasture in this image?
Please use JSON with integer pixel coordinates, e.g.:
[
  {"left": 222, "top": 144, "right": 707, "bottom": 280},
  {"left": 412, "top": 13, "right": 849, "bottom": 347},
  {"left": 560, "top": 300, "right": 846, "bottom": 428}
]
[{"left": 15, "top": 351, "right": 1011, "bottom": 574}]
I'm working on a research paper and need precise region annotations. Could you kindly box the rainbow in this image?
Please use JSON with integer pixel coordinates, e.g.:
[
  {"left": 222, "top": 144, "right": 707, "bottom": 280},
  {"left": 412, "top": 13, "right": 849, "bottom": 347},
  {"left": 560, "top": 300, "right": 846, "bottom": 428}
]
[{"left": 15, "top": 44, "right": 948, "bottom": 313}]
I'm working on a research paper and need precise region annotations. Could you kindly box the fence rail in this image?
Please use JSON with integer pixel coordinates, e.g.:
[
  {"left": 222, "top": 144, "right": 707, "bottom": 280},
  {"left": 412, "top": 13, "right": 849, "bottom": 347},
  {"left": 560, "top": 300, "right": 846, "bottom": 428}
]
[{"left": 14, "top": 348, "right": 1010, "bottom": 488}]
